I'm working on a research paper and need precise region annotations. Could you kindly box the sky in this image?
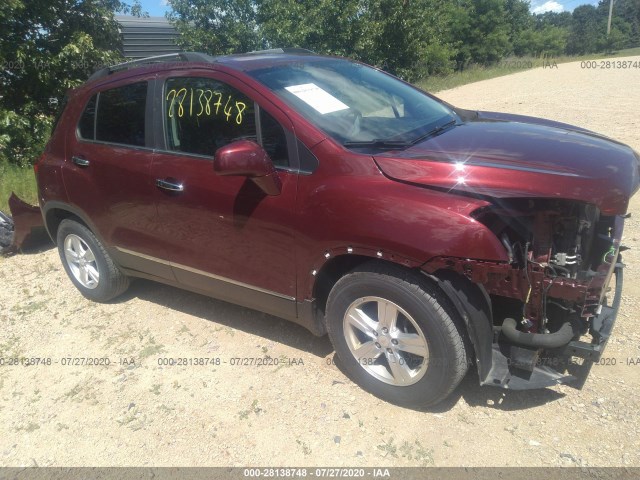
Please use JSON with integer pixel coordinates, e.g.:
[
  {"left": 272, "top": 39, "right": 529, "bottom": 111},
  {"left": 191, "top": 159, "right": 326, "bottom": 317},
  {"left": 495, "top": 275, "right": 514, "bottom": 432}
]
[
  {"left": 134, "top": 0, "right": 603, "bottom": 19},
  {"left": 530, "top": 0, "right": 601, "bottom": 14},
  {"left": 137, "top": 0, "right": 169, "bottom": 17}
]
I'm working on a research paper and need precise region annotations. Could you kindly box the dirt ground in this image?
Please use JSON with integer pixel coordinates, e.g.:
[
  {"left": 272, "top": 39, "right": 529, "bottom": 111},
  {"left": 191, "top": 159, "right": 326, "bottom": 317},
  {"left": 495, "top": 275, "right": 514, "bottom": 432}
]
[{"left": 1, "top": 56, "right": 640, "bottom": 468}]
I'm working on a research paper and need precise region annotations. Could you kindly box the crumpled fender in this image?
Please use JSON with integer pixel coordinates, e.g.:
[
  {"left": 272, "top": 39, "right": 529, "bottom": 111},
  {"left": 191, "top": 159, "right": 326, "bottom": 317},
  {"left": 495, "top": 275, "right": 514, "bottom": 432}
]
[{"left": 2, "top": 193, "right": 48, "bottom": 253}]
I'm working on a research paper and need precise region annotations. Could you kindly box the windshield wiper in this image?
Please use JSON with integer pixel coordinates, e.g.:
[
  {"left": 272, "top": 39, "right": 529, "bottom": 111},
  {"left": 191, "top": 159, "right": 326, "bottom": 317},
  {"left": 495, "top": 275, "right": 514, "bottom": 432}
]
[
  {"left": 409, "top": 119, "right": 457, "bottom": 145},
  {"left": 343, "top": 139, "right": 412, "bottom": 149},
  {"left": 343, "top": 119, "right": 458, "bottom": 149}
]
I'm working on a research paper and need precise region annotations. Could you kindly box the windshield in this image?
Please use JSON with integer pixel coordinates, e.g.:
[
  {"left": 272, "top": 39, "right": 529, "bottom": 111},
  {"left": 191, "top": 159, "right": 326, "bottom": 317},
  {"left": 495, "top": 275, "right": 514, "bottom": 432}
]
[{"left": 248, "top": 59, "right": 456, "bottom": 148}]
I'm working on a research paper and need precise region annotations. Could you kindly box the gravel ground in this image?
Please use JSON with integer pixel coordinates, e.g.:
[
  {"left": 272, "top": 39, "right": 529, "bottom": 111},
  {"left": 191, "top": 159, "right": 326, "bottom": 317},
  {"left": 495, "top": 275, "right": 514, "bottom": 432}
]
[{"left": 1, "top": 56, "right": 639, "bottom": 467}]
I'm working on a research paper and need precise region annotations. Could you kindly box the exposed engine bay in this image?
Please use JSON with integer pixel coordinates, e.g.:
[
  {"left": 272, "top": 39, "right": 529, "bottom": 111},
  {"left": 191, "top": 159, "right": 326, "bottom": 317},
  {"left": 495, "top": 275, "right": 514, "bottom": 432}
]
[
  {"left": 424, "top": 199, "right": 625, "bottom": 389},
  {"left": 477, "top": 199, "right": 621, "bottom": 326}
]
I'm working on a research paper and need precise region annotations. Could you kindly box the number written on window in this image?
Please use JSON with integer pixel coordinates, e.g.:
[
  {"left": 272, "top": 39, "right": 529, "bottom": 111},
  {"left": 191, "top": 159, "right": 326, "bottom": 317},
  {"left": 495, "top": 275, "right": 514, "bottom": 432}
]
[{"left": 166, "top": 88, "right": 247, "bottom": 125}]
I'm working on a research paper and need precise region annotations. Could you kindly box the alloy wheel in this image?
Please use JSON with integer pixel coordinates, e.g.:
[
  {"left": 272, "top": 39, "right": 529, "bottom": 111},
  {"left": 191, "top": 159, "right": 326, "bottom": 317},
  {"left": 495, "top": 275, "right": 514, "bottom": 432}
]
[
  {"left": 342, "top": 296, "right": 429, "bottom": 386},
  {"left": 63, "top": 234, "right": 99, "bottom": 289}
]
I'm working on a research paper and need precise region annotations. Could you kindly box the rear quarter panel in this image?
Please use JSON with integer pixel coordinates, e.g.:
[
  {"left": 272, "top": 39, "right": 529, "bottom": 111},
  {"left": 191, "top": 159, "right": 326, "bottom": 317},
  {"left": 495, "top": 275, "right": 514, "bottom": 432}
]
[{"left": 37, "top": 94, "right": 75, "bottom": 210}]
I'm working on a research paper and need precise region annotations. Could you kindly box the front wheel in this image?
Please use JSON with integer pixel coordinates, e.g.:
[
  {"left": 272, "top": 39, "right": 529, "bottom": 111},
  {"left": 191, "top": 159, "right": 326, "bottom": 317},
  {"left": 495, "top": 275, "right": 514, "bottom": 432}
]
[
  {"left": 57, "top": 219, "right": 129, "bottom": 302},
  {"left": 326, "top": 263, "right": 469, "bottom": 408}
]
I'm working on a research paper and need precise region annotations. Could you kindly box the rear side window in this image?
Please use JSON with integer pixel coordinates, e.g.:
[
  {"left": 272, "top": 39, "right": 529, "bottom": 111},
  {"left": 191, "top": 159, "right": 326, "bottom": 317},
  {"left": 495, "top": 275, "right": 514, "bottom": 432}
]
[{"left": 87, "top": 82, "right": 147, "bottom": 146}]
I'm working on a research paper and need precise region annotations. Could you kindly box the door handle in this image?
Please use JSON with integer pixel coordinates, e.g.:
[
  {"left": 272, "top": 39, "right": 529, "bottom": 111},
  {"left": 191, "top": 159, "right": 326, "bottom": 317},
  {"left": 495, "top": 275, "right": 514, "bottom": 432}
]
[
  {"left": 156, "top": 179, "right": 184, "bottom": 192},
  {"left": 72, "top": 156, "right": 90, "bottom": 167}
]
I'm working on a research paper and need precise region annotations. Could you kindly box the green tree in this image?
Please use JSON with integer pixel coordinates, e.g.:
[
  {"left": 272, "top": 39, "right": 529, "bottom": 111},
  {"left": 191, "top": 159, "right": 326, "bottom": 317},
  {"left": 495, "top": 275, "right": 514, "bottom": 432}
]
[
  {"left": 360, "top": 0, "right": 457, "bottom": 80},
  {"left": 534, "top": 11, "right": 572, "bottom": 29},
  {"left": 566, "top": 4, "right": 603, "bottom": 54},
  {"left": 601, "top": 25, "right": 629, "bottom": 52},
  {"left": 513, "top": 25, "right": 567, "bottom": 56},
  {"left": 615, "top": 0, "right": 640, "bottom": 46},
  {"left": 452, "top": 0, "right": 512, "bottom": 68},
  {"left": 505, "top": 0, "right": 533, "bottom": 48},
  {"left": 1, "top": 0, "right": 143, "bottom": 166},
  {"left": 596, "top": 0, "right": 639, "bottom": 49},
  {"left": 257, "top": 0, "right": 365, "bottom": 56},
  {"left": 168, "top": 0, "right": 260, "bottom": 54},
  {"left": 258, "top": 0, "right": 456, "bottom": 79}
]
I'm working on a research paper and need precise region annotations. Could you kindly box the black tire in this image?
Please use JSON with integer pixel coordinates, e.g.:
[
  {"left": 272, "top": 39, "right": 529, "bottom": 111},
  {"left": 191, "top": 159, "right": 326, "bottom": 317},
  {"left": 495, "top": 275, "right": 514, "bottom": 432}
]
[
  {"left": 56, "top": 219, "right": 129, "bottom": 302},
  {"left": 0, "top": 211, "right": 13, "bottom": 252},
  {"left": 326, "top": 262, "right": 469, "bottom": 408}
]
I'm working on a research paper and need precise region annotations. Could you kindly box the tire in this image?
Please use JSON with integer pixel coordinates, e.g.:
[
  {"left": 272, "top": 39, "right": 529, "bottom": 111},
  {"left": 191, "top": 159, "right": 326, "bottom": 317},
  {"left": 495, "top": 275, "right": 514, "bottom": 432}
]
[
  {"left": 0, "top": 224, "right": 13, "bottom": 252},
  {"left": 326, "top": 262, "right": 469, "bottom": 408},
  {"left": 56, "top": 219, "right": 129, "bottom": 302}
]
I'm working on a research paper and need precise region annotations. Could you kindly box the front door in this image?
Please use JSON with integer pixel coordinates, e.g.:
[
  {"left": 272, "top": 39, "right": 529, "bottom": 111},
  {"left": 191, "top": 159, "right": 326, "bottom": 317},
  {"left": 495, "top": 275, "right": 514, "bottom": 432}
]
[{"left": 150, "top": 72, "right": 299, "bottom": 319}]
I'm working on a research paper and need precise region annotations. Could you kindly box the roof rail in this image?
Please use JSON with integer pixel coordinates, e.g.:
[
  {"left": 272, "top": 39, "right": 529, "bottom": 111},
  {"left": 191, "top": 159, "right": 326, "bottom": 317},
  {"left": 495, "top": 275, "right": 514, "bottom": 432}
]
[
  {"left": 87, "top": 52, "right": 216, "bottom": 82},
  {"left": 87, "top": 48, "right": 316, "bottom": 82},
  {"left": 245, "top": 48, "right": 315, "bottom": 55}
]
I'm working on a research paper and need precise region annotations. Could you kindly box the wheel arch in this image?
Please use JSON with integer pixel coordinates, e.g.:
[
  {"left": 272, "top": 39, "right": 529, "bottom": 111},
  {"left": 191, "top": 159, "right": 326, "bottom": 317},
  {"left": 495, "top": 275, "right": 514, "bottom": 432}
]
[
  {"left": 309, "top": 249, "right": 424, "bottom": 320},
  {"left": 43, "top": 202, "right": 101, "bottom": 244},
  {"left": 309, "top": 251, "right": 495, "bottom": 385}
]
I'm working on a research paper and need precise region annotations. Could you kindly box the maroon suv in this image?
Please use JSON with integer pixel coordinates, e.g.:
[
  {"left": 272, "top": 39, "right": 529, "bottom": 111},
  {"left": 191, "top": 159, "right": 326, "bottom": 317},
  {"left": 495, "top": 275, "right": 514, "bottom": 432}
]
[{"left": 36, "top": 50, "right": 639, "bottom": 407}]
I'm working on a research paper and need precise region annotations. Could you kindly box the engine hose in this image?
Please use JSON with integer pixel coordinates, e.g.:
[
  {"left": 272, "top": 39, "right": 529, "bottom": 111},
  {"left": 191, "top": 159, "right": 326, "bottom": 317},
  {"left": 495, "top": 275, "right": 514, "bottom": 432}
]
[{"left": 501, "top": 317, "right": 574, "bottom": 349}]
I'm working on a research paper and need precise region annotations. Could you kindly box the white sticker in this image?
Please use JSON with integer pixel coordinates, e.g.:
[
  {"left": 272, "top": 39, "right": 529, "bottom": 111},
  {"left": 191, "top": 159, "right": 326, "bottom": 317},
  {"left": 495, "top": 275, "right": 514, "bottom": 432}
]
[{"left": 284, "top": 83, "right": 349, "bottom": 114}]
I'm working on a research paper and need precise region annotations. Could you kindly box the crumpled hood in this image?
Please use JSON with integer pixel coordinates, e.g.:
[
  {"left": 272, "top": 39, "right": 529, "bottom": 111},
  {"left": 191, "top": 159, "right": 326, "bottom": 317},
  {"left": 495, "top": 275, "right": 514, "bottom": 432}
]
[{"left": 374, "top": 111, "right": 640, "bottom": 214}]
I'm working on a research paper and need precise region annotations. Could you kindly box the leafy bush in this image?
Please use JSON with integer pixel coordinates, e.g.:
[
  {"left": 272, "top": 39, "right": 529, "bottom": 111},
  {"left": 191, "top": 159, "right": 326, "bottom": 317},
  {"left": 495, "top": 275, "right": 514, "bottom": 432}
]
[{"left": 0, "top": 108, "right": 53, "bottom": 168}]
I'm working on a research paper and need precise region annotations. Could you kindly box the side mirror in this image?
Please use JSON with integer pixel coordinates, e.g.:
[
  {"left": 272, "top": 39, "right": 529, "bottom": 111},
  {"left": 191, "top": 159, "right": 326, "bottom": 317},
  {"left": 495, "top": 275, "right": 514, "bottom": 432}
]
[{"left": 213, "top": 140, "right": 282, "bottom": 196}]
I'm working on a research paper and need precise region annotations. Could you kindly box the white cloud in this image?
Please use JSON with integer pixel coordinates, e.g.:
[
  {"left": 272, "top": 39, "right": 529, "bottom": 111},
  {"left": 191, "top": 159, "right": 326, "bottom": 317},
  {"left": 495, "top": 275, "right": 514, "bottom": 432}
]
[{"left": 531, "top": 1, "right": 565, "bottom": 14}]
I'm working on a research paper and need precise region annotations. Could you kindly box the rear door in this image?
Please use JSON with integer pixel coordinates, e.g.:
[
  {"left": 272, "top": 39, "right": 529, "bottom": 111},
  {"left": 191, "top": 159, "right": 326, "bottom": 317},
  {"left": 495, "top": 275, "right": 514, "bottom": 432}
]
[
  {"left": 63, "top": 76, "right": 174, "bottom": 280},
  {"left": 150, "top": 71, "right": 299, "bottom": 318}
]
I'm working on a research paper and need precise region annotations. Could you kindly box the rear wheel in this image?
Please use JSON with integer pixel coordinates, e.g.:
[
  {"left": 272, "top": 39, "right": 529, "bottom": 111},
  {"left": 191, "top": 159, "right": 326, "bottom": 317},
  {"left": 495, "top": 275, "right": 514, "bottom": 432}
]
[
  {"left": 326, "top": 263, "right": 469, "bottom": 408},
  {"left": 57, "top": 219, "right": 129, "bottom": 302}
]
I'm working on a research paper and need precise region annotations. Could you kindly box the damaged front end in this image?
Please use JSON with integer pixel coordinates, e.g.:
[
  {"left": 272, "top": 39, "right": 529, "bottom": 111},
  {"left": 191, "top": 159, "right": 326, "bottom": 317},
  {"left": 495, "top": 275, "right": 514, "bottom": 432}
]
[
  {"left": 424, "top": 199, "right": 627, "bottom": 390},
  {"left": 0, "top": 193, "right": 48, "bottom": 254}
]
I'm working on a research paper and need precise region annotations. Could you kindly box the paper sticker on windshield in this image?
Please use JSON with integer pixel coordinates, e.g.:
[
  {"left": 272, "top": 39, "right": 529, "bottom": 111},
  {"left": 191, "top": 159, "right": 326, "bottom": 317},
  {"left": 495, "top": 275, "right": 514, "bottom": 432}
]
[{"left": 285, "top": 83, "right": 349, "bottom": 114}]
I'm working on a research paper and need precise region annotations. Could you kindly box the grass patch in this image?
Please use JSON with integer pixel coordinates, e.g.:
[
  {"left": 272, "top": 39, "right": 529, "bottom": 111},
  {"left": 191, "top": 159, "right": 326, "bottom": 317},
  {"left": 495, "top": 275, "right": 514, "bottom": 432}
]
[
  {"left": 14, "top": 300, "right": 48, "bottom": 318},
  {"left": 0, "top": 334, "right": 23, "bottom": 359},
  {"left": 0, "top": 162, "right": 38, "bottom": 213},
  {"left": 418, "top": 47, "right": 640, "bottom": 93},
  {"left": 238, "top": 399, "right": 263, "bottom": 419},
  {"left": 139, "top": 337, "right": 165, "bottom": 359},
  {"left": 116, "top": 406, "right": 147, "bottom": 431},
  {"left": 296, "top": 439, "right": 312, "bottom": 456},
  {"left": 16, "top": 422, "right": 40, "bottom": 433},
  {"left": 399, "top": 440, "right": 434, "bottom": 466},
  {"left": 377, "top": 437, "right": 399, "bottom": 458}
]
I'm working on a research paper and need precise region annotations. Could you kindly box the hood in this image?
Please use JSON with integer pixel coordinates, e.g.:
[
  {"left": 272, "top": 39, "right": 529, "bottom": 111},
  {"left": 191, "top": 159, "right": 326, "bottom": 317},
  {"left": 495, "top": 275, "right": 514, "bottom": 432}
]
[{"left": 374, "top": 111, "right": 640, "bottom": 214}]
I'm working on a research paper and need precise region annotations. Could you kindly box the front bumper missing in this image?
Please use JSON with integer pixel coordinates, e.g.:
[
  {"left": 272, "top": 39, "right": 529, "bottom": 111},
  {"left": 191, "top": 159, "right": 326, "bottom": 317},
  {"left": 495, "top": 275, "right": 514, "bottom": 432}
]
[
  {"left": 564, "top": 264, "right": 623, "bottom": 362},
  {"left": 1, "top": 193, "right": 49, "bottom": 254},
  {"left": 559, "top": 262, "right": 623, "bottom": 388},
  {"left": 483, "top": 262, "right": 623, "bottom": 390}
]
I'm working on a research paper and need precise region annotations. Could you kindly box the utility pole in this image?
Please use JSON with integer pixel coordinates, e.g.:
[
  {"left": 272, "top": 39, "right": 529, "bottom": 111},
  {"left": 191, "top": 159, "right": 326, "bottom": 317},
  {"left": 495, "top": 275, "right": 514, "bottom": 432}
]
[{"left": 607, "top": 0, "right": 614, "bottom": 36}]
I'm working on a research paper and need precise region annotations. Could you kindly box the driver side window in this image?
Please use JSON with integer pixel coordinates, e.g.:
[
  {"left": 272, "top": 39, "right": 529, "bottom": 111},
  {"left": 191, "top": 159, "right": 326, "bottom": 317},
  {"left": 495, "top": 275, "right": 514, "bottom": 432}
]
[
  {"left": 164, "top": 77, "right": 291, "bottom": 168},
  {"left": 164, "top": 77, "right": 256, "bottom": 157}
]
